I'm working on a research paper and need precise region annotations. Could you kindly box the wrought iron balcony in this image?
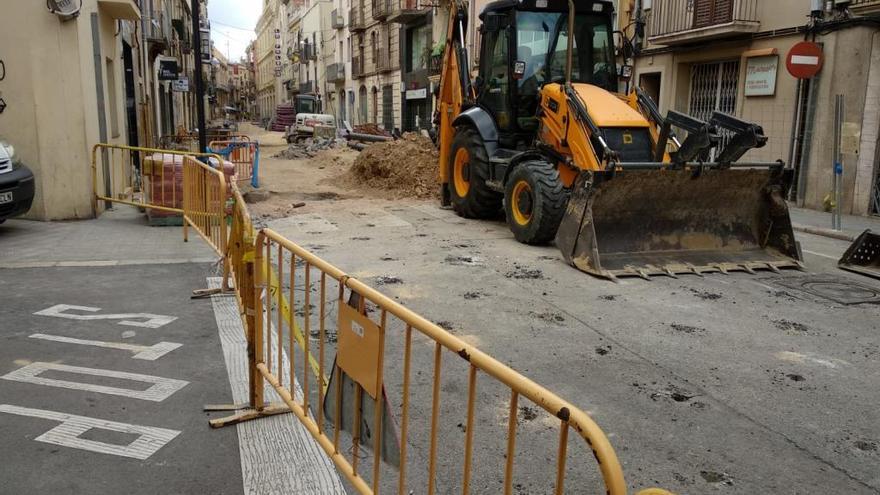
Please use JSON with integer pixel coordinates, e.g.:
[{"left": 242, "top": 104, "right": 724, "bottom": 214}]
[
  {"left": 352, "top": 55, "right": 366, "bottom": 78},
  {"left": 331, "top": 9, "right": 345, "bottom": 29},
  {"left": 146, "top": 10, "right": 170, "bottom": 46},
  {"left": 647, "top": 0, "right": 760, "bottom": 46},
  {"left": 387, "top": 0, "right": 429, "bottom": 23},
  {"left": 349, "top": 6, "right": 366, "bottom": 31},
  {"left": 373, "top": 0, "right": 391, "bottom": 21},
  {"left": 376, "top": 48, "right": 398, "bottom": 73},
  {"left": 327, "top": 63, "right": 346, "bottom": 82}
]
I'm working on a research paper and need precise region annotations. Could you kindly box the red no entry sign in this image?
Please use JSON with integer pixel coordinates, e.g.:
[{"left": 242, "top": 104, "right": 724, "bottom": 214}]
[{"left": 786, "top": 41, "right": 824, "bottom": 79}]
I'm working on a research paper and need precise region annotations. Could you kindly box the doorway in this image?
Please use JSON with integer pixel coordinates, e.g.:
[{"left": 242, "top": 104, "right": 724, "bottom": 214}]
[
  {"left": 382, "top": 85, "right": 393, "bottom": 132},
  {"left": 639, "top": 72, "right": 661, "bottom": 108},
  {"left": 371, "top": 87, "right": 378, "bottom": 123}
]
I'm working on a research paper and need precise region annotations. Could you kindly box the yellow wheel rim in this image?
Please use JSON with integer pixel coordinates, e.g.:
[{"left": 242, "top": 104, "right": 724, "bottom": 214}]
[
  {"left": 453, "top": 148, "right": 470, "bottom": 197},
  {"left": 511, "top": 180, "right": 533, "bottom": 226}
]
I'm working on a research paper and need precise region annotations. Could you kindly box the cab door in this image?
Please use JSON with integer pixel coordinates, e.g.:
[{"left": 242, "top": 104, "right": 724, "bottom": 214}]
[{"left": 478, "top": 14, "right": 513, "bottom": 132}]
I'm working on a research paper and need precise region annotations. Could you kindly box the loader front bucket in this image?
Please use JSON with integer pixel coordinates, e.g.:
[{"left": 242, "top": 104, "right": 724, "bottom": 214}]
[
  {"left": 838, "top": 230, "right": 880, "bottom": 280},
  {"left": 556, "top": 167, "right": 803, "bottom": 280}
]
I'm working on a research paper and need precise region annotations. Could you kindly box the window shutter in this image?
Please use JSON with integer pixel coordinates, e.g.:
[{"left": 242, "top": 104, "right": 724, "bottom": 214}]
[{"left": 693, "top": 0, "right": 733, "bottom": 29}]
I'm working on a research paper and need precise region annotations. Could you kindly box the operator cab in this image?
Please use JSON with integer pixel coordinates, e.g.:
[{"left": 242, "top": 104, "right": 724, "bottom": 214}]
[{"left": 477, "top": 0, "right": 616, "bottom": 146}]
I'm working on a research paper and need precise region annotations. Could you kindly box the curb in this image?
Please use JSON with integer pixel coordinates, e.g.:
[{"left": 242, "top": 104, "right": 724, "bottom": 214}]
[{"left": 792, "top": 223, "right": 856, "bottom": 242}]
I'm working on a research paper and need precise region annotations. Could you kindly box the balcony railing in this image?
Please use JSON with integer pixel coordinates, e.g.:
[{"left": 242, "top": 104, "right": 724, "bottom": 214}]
[
  {"left": 429, "top": 53, "right": 442, "bottom": 76},
  {"left": 327, "top": 62, "right": 345, "bottom": 82},
  {"left": 647, "top": 0, "right": 760, "bottom": 46},
  {"left": 331, "top": 9, "right": 344, "bottom": 29},
  {"left": 146, "top": 10, "right": 170, "bottom": 45},
  {"left": 352, "top": 55, "right": 366, "bottom": 78},
  {"left": 300, "top": 81, "right": 314, "bottom": 94},
  {"left": 373, "top": 0, "right": 391, "bottom": 20},
  {"left": 376, "top": 48, "right": 398, "bottom": 73},
  {"left": 349, "top": 6, "right": 366, "bottom": 31},
  {"left": 388, "top": 0, "right": 429, "bottom": 23}
]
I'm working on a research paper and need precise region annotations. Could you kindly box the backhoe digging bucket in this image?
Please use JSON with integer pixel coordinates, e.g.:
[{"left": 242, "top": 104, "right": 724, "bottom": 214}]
[
  {"left": 556, "top": 167, "right": 803, "bottom": 280},
  {"left": 838, "top": 230, "right": 880, "bottom": 280}
]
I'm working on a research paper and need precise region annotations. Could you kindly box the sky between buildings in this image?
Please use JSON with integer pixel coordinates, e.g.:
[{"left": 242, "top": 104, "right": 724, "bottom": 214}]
[{"left": 209, "top": 0, "right": 261, "bottom": 62}]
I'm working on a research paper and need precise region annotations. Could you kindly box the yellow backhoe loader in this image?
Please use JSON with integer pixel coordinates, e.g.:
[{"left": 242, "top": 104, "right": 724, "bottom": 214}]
[{"left": 435, "top": 0, "right": 803, "bottom": 280}]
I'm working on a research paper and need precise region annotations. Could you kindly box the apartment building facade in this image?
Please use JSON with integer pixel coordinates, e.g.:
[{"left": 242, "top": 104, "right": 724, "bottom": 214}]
[
  {"left": 255, "top": 0, "right": 286, "bottom": 122},
  {"left": 621, "top": 0, "right": 880, "bottom": 215},
  {"left": 0, "top": 0, "right": 143, "bottom": 220}
]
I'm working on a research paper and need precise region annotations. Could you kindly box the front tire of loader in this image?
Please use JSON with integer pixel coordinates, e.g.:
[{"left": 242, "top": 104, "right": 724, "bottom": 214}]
[
  {"left": 504, "top": 160, "right": 568, "bottom": 245},
  {"left": 448, "top": 128, "right": 502, "bottom": 219}
]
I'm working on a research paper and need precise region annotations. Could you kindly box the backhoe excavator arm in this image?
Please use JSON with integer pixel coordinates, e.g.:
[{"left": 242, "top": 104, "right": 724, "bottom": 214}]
[{"left": 436, "top": 0, "right": 474, "bottom": 204}]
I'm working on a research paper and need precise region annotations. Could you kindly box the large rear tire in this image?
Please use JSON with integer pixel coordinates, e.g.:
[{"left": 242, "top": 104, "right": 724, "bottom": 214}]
[
  {"left": 448, "top": 128, "right": 502, "bottom": 219},
  {"left": 504, "top": 160, "right": 569, "bottom": 244}
]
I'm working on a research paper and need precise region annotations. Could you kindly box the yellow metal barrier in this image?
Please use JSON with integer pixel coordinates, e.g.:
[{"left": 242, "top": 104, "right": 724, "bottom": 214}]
[
  {"left": 237, "top": 228, "right": 671, "bottom": 495},
  {"left": 208, "top": 140, "right": 258, "bottom": 184},
  {"left": 91, "top": 143, "right": 223, "bottom": 217},
  {"left": 159, "top": 133, "right": 250, "bottom": 153},
  {"left": 182, "top": 155, "right": 228, "bottom": 257}
]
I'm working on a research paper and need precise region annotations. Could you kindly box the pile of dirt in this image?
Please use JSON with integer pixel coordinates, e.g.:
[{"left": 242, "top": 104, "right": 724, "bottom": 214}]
[
  {"left": 344, "top": 133, "right": 439, "bottom": 198},
  {"left": 352, "top": 123, "right": 391, "bottom": 137}
]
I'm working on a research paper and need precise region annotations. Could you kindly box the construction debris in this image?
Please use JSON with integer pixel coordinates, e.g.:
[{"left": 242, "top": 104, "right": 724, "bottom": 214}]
[
  {"left": 275, "top": 137, "right": 346, "bottom": 159},
  {"left": 352, "top": 123, "right": 391, "bottom": 137},
  {"left": 343, "top": 132, "right": 439, "bottom": 199}
]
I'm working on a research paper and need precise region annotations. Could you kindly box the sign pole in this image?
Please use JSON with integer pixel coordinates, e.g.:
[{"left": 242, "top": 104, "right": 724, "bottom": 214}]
[{"left": 191, "top": 0, "right": 207, "bottom": 153}]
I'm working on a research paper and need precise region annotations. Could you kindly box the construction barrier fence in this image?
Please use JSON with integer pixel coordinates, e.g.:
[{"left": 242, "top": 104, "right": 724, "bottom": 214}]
[
  {"left": 207, "top": 140, "right": 260, "bottom": 188},
  {"left": 92, "top": 143, "right": 230, "bottom": 258},
  {"left": 182, "top": 155, "right": 228, "bottom": 257},
  {"left": 92, "top": 140, "right": 669, "bottom": 494},
  {"left": 158, "top": 133, "right": 250, "bottom": 153},
  {"left": 210, "top": 199, "right": 671, "bottom": 494}
]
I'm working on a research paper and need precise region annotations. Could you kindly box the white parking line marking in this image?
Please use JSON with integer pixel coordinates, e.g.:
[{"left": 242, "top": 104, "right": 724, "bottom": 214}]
[
  {"left": 1, "top": 362, "right": 188, "bottom": 402},
  {"left": 802, "top": 249, "right": 838, "bottom": 260},
  {"left": 29, "top": 333, "right": 182, "bottom": 361},
  {"left": 34, "top": 304, "right": 177, "bottom": 328},
  {"left": 0, "top": 404, "right": 180, "bottom": 460}
]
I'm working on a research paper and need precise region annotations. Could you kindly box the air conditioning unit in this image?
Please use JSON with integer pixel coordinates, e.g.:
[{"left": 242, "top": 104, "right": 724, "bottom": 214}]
[{"left": 47, "top": 0, "right": 81, "bottom": 21}]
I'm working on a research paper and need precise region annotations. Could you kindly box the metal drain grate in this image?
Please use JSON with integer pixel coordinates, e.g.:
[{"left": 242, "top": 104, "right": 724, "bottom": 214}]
[{"left": 773, "top": 275, "right": 880, "bottom": 305}]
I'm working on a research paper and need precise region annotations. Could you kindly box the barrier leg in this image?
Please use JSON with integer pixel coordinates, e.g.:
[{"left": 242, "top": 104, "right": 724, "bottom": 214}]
[{"left": 206, "top": 248, "right": 287, "bottom": 428}]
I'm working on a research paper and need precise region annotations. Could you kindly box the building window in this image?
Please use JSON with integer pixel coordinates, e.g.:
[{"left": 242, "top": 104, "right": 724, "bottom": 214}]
[
  {"left": 407, "top": 24, "right": 430, "bottom": 72},
  {"left": 693, "top": 0, "right": 733, "bottom": 29},
  {"left": 689, "top": 60, "right": 740, "bottom": 158}
]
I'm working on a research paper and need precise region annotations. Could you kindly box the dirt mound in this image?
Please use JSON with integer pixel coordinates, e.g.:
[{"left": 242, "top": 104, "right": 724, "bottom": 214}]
[{"left": 344, "top": 133, "right": 439, "bottom": 198}]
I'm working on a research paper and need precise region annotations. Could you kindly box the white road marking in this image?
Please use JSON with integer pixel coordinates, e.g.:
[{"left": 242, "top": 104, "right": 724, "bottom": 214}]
[
  {"left": 29, "top": 333, "right": 182, "bottom": 361},
  {"left": 1, "top": 362, "right": 188, "bottom": 402},
  {"left": 802, "top": 249, "right": 838, "bottom": 260},
  {"left": 207, "top": 277, "right": 345, "bottom": 494},
  {"left": 34, "top": 304, "right": 177, "bottom": 328},
  {"left": 0, "top": 404, "right": 180, "bottom": 460}
]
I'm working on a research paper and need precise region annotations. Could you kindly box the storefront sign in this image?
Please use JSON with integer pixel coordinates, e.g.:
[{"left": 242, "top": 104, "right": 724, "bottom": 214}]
[
  {"left": 405, "top": 88, "right": 426, "bottom": 100},
  {"left": 158, "top": 60, "right": 179, "bottom": 81},
  {"left": 172, "top": 78, "right": 189, "bottom": 92},
  {"left": 745, "top": 55, "right": 778, "bottom": 97}
]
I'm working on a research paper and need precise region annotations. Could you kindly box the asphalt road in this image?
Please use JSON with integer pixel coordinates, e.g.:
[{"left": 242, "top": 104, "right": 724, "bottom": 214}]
[
  {"left": 0, "top": 263, "right": 241, "bottom": 494},
  {"left": 267, "top": 196, "right": 880, "bottom": 494}
]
